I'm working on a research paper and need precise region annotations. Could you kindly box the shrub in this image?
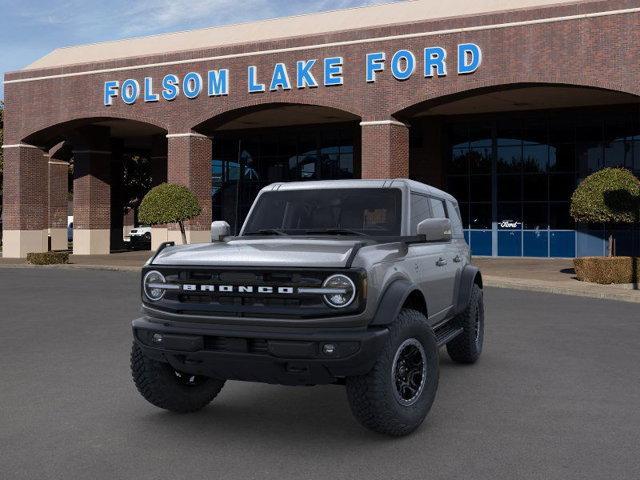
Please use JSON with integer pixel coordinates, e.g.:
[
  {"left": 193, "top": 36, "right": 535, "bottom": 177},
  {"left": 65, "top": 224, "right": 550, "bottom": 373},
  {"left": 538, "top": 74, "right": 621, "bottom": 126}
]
[
  {"left": 574, "top": 256, "right": 640, "bottom": 284},
  {"left": 27, "top": 251, "right": 70, "bottom": 265},
  {"left": 570, "top": 168, "right": 640, "bottom": 256},
  {"left": 138, "top": 183, "right": 202, "bottom": 244}
]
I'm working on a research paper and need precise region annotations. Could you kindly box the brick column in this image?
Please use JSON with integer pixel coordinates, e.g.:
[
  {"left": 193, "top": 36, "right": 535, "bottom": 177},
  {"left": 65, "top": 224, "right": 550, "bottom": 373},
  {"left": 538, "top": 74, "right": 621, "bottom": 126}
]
[
  {"left": 150, "top": 134, "right": 169, "bottom": 250},
  {"left": 72, "top": 127, "right": 112, "bottom": 255},
  {"left": 360, "top": 120, "right": 410, "bottom": 179},
  {"left": 150, "top": 134, "right": 168, "bottom": 187},
  {"left": 166, "top": 132, "right": 212, "bottom": 245},
  {"left": 48, "top": 159, "right": 69, "bottom": 251},
  {"left": 1, "top": 144, "right": 49, "bottom": 258}
]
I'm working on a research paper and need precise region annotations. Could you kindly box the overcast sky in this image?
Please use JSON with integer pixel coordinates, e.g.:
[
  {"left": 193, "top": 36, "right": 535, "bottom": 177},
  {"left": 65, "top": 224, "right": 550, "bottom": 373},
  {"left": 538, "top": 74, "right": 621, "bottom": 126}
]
[{"left": 0, "top": 0, "right": 401, "bottom": 100}]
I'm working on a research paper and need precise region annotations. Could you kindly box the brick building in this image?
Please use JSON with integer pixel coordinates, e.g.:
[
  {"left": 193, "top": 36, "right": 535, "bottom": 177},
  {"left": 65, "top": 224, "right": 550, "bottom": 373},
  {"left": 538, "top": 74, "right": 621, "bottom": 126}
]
[{"left": 3, "top": 0, "right": 640, "bottom": 258}]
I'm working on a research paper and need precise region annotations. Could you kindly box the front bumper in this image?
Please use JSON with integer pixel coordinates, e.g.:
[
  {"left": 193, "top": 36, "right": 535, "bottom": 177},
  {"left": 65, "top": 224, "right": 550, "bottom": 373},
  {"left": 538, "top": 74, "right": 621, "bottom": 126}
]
[{"left": 132, "top": 317, "right": 388, "bottom": 386}]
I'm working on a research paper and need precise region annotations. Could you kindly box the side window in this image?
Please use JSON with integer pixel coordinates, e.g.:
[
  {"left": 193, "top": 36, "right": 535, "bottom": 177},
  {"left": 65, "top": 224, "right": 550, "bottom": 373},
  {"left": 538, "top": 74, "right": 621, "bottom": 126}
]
[
  {"left": 447, "top": 200, "right": 464, "bottom": 237},
  {"left": 410, "top": 193, "right": 431, "bottom": 234},
  {"left": 430, "top": 198, "right": 447, "bottom": 219}
]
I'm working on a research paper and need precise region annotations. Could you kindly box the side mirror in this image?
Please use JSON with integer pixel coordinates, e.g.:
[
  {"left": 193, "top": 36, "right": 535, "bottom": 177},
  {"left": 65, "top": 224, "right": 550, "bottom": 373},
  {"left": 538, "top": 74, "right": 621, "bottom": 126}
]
[
  {"left": 417, "top": 218, "right": 452, "bottom": 242},
  {"left": 211, "top": 221, "right": 231, "bottom": 242}
]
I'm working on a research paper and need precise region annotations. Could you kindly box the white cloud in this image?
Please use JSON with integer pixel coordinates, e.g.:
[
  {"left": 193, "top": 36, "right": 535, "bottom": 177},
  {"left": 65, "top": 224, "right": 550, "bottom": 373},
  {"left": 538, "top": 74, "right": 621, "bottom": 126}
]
[{"left": 15, "top": 0, "right": 398, "bottom": 40}]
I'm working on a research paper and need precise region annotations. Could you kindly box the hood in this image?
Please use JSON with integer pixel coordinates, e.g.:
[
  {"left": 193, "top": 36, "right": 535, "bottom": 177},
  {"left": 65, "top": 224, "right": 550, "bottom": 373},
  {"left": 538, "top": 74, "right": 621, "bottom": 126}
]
[{"left": 152, "top": 238, "right": 363, "bottom": 268}]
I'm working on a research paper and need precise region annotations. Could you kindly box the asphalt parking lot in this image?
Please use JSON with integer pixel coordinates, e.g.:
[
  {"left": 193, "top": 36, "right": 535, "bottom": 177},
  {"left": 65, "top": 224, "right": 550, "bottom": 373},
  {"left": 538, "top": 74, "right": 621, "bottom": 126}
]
[{"left": 1, "top": 268, "right": 639, "bottom": 480}]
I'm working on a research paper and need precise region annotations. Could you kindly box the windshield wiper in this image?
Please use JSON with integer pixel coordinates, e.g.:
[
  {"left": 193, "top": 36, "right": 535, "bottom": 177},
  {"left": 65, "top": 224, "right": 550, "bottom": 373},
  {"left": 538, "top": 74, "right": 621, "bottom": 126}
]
[
  {"left": 244, "top": 229, "right": 288, "bottom": 236},
  {"left": 303, "top": 228, "right": 367, "bottom": 237}
]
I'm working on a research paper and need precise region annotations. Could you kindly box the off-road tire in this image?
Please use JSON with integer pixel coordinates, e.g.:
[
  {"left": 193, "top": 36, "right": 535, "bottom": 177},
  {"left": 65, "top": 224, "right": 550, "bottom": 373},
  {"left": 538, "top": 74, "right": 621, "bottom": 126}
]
[
  {"left": 131, "top": 342, "right": 225, "bottom": 413},
  {"left": 345, "top": 309, "right": 439, "bottom": 436},
  {"left": 446, "top": 284, "right": 484, "bottom": 364}
]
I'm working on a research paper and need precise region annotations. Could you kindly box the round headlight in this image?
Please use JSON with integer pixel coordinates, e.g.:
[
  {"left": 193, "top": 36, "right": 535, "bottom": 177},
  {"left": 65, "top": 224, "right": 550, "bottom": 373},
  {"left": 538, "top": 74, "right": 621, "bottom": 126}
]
[
  {"left": 143, "top": 270, "right": 166, "bottom": 301},
  {"left": 322, "top": 274, "right": 356, "bottom": 308}
]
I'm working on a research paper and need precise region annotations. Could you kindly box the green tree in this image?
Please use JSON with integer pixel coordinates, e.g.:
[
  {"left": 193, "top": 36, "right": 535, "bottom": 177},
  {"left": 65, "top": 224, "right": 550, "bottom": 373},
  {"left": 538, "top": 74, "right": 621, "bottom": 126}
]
[
  {"left": 570, "top": 168, "right": 640, "bottom": 256},
  {"left": 138, "top": 183, "right": 202, "bottom": 244}
]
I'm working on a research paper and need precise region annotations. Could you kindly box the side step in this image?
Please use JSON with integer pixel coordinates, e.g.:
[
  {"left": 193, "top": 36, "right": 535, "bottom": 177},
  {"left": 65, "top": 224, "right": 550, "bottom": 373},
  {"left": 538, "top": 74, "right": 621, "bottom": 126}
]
[{"left": 434, "top": 324, "right": 464, "bottom": 347}]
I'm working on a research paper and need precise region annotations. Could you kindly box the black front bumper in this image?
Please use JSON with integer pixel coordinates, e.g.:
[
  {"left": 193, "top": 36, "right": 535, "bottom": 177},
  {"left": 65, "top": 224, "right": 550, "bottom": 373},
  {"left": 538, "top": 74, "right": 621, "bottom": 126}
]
[{"left": 132, "top": 317, "right": 388, "bottom": 386}]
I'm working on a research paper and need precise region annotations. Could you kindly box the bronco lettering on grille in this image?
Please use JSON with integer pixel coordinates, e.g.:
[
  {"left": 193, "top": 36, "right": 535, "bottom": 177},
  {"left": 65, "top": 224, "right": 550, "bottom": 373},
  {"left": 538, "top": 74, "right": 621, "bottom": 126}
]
[{"left": 182, "top": 284, "right": 295, "bottom": 294}]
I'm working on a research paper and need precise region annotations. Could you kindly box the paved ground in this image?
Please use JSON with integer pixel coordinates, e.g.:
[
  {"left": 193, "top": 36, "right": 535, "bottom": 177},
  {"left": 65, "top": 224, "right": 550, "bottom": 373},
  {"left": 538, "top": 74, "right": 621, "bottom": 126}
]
[{"left": 1, "top": 268, "right": 639, "bottom": 480}]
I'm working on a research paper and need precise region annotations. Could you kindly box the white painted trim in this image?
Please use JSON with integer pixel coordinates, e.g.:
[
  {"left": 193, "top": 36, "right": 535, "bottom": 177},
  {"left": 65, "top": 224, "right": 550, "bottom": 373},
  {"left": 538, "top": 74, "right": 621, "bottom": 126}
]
[
  {"left": 72, "top": 149, "right": 111, "bottom": 155},
  {"left": 360, "top": 120, "right": 408, "bottom": 127},
  {"left": 48, "top": 160, "right": 69, "bottom": 165},
  {"left": 1, "top": 143, "right": 41, "bottom": 149},
  {"left": 4, "top": 7, "right": 639, "bottom": 85},
  {"left": 166, "top": 133, "right": 211, "bottom": 139}
]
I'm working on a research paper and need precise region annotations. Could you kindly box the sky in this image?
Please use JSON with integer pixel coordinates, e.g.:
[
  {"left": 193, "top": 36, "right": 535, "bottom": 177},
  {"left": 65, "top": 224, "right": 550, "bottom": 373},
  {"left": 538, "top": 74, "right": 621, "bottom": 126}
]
[{"left": 0, "top": 0, "right": 401, "bottom": 100}]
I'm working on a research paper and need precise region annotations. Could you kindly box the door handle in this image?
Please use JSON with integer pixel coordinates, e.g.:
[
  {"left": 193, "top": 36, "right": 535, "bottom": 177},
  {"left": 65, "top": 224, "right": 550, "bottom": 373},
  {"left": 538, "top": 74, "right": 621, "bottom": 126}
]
[
  {"left": 436, "top": 257, "right": 447, "bottom": 267},
  {"left": 453, "top": 255, "right": 462, "bottom": 263}
]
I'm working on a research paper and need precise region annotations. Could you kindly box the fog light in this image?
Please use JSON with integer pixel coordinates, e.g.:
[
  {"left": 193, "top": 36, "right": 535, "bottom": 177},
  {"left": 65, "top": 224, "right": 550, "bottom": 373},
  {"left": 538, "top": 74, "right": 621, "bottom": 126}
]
[
  {"left": 152, "top": 333, "right": 163, "bottom": 343},
  {"left": 323, "top": 343, "right": 336, "bottom": 355}
]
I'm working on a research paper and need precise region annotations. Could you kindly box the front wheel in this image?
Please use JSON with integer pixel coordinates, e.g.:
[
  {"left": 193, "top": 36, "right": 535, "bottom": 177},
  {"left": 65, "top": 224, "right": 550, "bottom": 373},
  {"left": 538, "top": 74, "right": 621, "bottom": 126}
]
[
  {"left": 131, "top": 343, "right": 225, "bottom": 413},
  {"left": 345, "top": 309, "right": 439, "bottom": 436}
]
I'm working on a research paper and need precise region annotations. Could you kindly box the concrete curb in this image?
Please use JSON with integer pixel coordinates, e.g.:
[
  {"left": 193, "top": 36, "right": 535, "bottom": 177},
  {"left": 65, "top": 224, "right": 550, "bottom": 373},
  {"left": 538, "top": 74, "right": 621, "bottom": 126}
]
[
  {"left": 0, "top": 263, "right": 141, "bottom": 272},
  {"left": 484, "top": 275, "right": 640, "bottom": 304}
]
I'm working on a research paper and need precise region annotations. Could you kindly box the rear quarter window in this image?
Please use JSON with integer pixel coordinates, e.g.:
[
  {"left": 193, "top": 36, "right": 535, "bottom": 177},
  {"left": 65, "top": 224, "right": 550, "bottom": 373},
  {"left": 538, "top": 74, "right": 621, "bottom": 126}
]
[{"left": 446, "top": 200, "right": 464, "bottom": 237}]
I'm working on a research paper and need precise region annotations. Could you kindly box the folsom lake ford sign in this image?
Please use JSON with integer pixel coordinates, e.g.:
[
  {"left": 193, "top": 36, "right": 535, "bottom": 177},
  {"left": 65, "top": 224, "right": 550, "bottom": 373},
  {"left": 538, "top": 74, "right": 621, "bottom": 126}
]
[{"left": 103, "top": 43, "right": 482, "bottom": 106}]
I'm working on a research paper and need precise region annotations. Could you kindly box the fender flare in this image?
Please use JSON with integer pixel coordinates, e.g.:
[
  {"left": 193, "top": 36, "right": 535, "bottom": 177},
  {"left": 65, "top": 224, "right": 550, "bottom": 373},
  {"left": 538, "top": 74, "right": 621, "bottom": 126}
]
[
  {"left": 455, "top": 265, "right": 483, "bottom": 315},
  {"left": 370, "top": 278, "right": 423, "bottom": 326}
]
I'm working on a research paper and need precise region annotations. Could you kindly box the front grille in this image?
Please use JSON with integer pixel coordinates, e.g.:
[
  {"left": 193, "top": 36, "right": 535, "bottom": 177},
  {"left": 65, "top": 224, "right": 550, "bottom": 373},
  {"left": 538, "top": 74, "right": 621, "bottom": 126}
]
[{"left": 144, "top": 267, "right": 365, "bottom": 319}]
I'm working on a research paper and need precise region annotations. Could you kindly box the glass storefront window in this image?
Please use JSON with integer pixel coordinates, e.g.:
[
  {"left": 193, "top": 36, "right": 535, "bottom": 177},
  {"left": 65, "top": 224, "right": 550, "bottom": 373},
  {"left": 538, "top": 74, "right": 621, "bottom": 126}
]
[
  {"left": 497, "top": 145, "right": 522, "bottom": 173},
  {"left": 469, "top": 175, "right": 492, "bottom": 202},
  {"left": 470, "top": 203, "right": 492, "bottom": 229},
  {"left": 212, "top": 123, "right": 358, "bottom": 234},
  {"left": 523, "top": 144, "right": 548, "bottom": 173}
]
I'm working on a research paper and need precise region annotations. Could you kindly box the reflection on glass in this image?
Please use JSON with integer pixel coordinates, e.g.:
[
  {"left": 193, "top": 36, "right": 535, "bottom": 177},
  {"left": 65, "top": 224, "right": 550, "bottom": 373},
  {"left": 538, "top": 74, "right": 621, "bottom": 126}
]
[
  {"left": 497, "top": 145, "right": 522, "bottom": 173},
  {"left": 470, "top": 203, "right": 492, "bottom": 229}
]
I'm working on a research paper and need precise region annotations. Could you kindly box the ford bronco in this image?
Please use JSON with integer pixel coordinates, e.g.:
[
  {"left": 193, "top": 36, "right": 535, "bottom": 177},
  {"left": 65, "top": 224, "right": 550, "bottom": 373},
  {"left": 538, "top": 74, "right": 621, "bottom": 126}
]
[{"left": 131, "top": 179, "right": 484, "bottom": 436}]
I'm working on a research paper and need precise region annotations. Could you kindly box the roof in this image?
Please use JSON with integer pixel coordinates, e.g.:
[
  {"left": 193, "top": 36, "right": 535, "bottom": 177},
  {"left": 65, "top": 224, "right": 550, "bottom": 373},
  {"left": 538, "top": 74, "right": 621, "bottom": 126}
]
[
  {"left": 25, "top": 0, "right": 587, "bottom": 70},
  {"left": 264, "top": 179, "right": 456, "bottom": 201}
]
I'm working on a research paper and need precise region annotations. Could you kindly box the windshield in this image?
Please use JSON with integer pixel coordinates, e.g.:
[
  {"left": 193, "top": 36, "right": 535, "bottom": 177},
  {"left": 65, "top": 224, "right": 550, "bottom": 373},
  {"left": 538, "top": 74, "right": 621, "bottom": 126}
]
[{"left": 242, "top": 188, "right": 402, "bottom": 236}]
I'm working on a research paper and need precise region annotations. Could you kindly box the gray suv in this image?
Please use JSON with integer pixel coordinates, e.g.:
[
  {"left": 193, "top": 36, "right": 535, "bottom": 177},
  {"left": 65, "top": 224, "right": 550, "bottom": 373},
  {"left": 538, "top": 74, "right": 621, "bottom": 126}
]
[{"left": 131, "top": 179, "right": 484, "bottom": 436}]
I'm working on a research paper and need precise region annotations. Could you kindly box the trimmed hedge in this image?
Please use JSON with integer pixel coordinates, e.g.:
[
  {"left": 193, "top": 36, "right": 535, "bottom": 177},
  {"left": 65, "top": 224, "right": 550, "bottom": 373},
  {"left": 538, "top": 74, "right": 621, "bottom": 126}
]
[
  {"left": 574, "top": 256, "right": 640, "bottom": 284},
  {"left": 27, "top": 251, "right": 70, "bottom": 265},
  {"left": 138, "top": 183, "right": 202, "bottom": 225},
  {"left": 570, "top": 168, "right": 640, "bottom": 224}
]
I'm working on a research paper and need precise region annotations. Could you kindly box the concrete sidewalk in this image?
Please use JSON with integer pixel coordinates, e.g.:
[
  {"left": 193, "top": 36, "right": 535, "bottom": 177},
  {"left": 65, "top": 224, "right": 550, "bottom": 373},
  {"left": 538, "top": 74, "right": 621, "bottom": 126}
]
[
  {"left": 1, "top": 251, "right": 639, "bottom": 303},
  {"left": 474, "top": 257, "right": 640, "bottom": 303}
]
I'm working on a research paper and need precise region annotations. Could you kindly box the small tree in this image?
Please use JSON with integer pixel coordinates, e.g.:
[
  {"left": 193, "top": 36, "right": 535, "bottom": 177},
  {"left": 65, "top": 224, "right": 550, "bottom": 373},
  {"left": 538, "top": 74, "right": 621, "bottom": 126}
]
[
  {"left": 570, "top": 168, "right": 640, "bottom": 256},
  {"left": 138, "top": 183, "right": 202, "bottom": 244}
]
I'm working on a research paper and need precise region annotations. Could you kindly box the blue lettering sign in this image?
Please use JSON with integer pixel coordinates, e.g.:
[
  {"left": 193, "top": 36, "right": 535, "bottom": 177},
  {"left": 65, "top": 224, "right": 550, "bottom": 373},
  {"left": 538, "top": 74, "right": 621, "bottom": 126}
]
[
  {"left": 104, "top": 80, "right": 119, "bottom": 106},
  {"left": 144, "top": 77, "right": 159, "bottom": 102},
  {"left": 366, "top": 52, "right": 385, "bottom": 83},
  {"left": 296, "top": 60, "right": 318, "bottom": 89},
  {"left": 161, "top": 74, "right": 179, "bottom": 101},
  {"left": 121, "top": 79, "right": 140, "bottom": 104},
  {"left": 183, "top": 72, "right": 203, "bottom": 99},
  {"left": 458, "top": 43, "right": 482, "bottom": 74},
  {"left": 391, "top": 50, "right": 415, "bottom": 81},
  {"left": 248, "top": 66, "right": 265, "bottom": 93},
  {"left": 101, "top": 45, "right": 483, "bottom": 105},
  {"left": 270, "top": 63, "right": 292, "bottom": 91},
  {"left": 324, "top": 57, "right": 343, "bottom": 86},
  {"left": 208, "top": 69, "right": 229, "bottom": 96},
  {"left": 424, "top": 47, "right": 447, "bottom": 77}
]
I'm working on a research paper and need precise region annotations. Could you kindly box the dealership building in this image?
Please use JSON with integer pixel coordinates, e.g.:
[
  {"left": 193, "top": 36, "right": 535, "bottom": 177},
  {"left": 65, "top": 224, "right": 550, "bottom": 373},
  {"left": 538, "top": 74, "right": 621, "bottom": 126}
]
[{"left": 3, "top": 0, "right": 640, "bottom": 258}]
